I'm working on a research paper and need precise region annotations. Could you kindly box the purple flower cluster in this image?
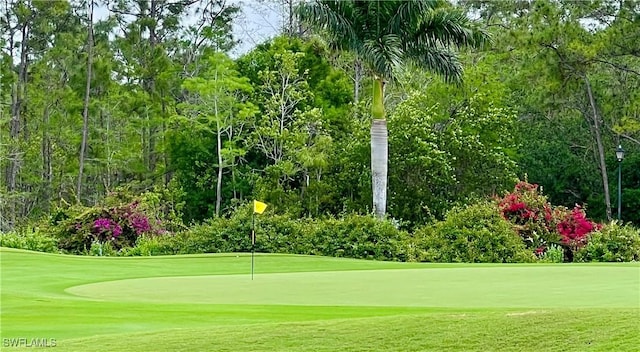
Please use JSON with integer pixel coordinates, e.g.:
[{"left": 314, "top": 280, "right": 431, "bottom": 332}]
[
  {"left": 94, "top": 218, "right": 111, "bottom": 230},
  {"left": 112, "top": 223, "right": 123, "bottom": 237},
  {"left": 93, "top": 218, "right": 123, "bottom": 238},
  {"left": 130, "top": 214, "right": 151, "bottom": 235}
]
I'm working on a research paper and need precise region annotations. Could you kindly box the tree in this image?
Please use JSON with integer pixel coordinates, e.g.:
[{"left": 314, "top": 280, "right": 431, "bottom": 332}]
[
  {"left": 296, "top": 0, "right": 488, "bottom": 218},
  {"left": 249, "top": 46, "right": 326, "bottom": 215},
  {"left": 459, "top": 0, "right": 640, "bottom": 223},
  {"left": 178, "top": 53, "right": 255, "bottom": 217},
  {"left": 1, "top": 0, "right": 82, "bottom": 226},
  {"left": 234, "top": 36, "right": 354, "bottom": 217},
  {"left": 388, "top": 90, "right": 518, "bottom": 227},
  {"left": 77, "top": 0, "right": 94, "bottom": 202},
  {"left": 109, "top": 0, "right": 195, "bottom": 180}
]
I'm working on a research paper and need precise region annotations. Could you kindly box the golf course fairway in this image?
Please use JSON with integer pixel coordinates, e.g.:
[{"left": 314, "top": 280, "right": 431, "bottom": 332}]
[{"left": 1, "top": 247, "right": 639, "bottom": 351}]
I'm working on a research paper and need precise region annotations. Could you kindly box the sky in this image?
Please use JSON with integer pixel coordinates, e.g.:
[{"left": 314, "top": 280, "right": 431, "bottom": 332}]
[
  {"left": 94, "top": 0, "right": 283, "bottom": 57},
  {"left": 231, "top": 1, "right": 283, "bottom": 56}
]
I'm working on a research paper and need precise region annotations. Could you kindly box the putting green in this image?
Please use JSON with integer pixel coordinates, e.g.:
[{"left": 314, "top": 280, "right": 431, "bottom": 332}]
[
  {"left": 66, "top": 266, "right": 639, "bottom": 308},
  {"left": 3, "top": 249, "right": 640, "bottom": 351}
]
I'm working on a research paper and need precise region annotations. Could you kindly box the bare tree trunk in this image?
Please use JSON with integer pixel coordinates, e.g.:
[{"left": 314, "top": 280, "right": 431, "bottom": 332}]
[
  {"left": 147, "top": 0, "right": 159, "bottom": 174},
  {"left": 214, "top": 74, "right": 223, "bottom": 216},
  {"left": 371, "top": 78, "right": 387, "bottom": 219},
  {"left": 42, "top": 104, "right": 53, "bottom": 208},
  {"left": 6, "top": 19, "right": 30, "bottom": 227},
  {"left": 8, "top": 81, "right": 20, "bottom": 195},
  {"left": 584, "top": 74, "right": 612, "bottom": 220},
  {"left": 77, "top": 0, "right": 94, "bottom": 203},
  {"left": 215, "top": 121, "right": 223, "bottom": 217},
  {"left": 354, "top": 59, "right": 362, "bottom": 104},
  {"left": 288, "top": 0, "right": 293, "bottom": 35},
  {"left": 229, "top": 115, "right": 237, "bottom": 200},
  {"left": 162, "top": 102, "right": 170, "bottom": 186},
  {"left": 100, "top": 109, "right": 113, "bottom": 193}
]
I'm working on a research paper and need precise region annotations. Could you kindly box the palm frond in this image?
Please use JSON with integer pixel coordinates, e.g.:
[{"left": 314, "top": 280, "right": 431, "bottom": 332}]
[
  {"left": 296, "top": 0, "right": 487, "bottom": 84},
  {"left": 295, "top": 1, "right": 358, "bottom": 50},
  {"left": 412, "top": 7, "right": 490, "bottom": 49},
  {"left": 387, "top": 0, "right": 440, "bottom": 35},
  {"left": 408, "top": 47, "right": 464, "bottom": 84},
  {"left": 360, "top": 34, "right": 404, "bottom": 80}
]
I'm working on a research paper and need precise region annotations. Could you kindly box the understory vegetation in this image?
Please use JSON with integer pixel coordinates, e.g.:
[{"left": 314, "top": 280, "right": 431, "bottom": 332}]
[{"left": 2, "top": 181, "right": 638, "bottom": 263}]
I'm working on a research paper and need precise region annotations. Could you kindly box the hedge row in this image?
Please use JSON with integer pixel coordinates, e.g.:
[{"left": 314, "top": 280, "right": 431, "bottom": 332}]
[
  {"left": 123, "top": 210, "right": 412, "bottom": 261},
  {"left": 2, "top": 200, "right": 639, "bottom": 263}
]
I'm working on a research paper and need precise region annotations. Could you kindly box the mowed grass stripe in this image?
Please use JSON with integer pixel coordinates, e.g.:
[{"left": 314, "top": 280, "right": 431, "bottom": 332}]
[
  {"left": 66, "top": 266, "right": 639, "bottom": 308},
  {"left": 56, "top": 309, "right": 640, "bottom": 352}
]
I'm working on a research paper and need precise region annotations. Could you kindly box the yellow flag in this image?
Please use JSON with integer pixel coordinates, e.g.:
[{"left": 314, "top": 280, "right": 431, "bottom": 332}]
[{"left": 253, "top": 200, "right": 267, "bottom": 214}]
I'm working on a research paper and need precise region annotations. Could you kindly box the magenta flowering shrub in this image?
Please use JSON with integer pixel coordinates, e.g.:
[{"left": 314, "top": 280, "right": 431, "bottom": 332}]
[
  {"left": 497, "top": 181, "right": 558, "bottom": 251},
  {"left": 93, "top": 218, "right": 123, "bottom": 239},
  {"left": 497, "top": 181, "right": 600, "bottom": 261},
  {"left": 52, "top": 200, "right": 168, "bottom": 254},
  {"left": 554, "top": 205, "right": 600, "bottom": 260},
  {"left": 130, "top": 214, "right": 151, "bottom": 234}
]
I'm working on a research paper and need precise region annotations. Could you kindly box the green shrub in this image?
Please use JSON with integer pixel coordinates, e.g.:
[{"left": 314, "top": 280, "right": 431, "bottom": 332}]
[
  {"left": 178, "top": 218, "right": 242, "bottom": 254},
  {"left": 45, "top": 199, "right": 172, "bottom": 254},
  {"left": 125, "top": 207, "right": 260, "bottom": 256},
  {"left": 0, "top": 229, "right": 58, "bottom": 253},
  {"left": 120, "top": 235, "right": 181, "bottom": 256},
  {"left": 87, "top": 240, "right": 118, "bottom": 256},
  {"left": 253, "top": 215, "right": 307, "bottom": 254},
  {"left": 539, "top": 244, "right": 564, "bottom": 263},
  {"left": 121, "top": 207, "right": 256, "bottom": 256},
  {"left": 414, "top": 202, "right": 535, "bottom": 263},
  {"left": 574, "top": 222, "right": 640, "bottom": 262},
  {"left": 308, "top": 215, "right": 409, "bottom": 261},
  {"left": 123, "top": 204, "right": 409, "bottom": 261}
]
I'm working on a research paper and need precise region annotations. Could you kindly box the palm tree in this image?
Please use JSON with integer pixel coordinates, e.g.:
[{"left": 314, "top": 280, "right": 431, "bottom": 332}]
[{"left": 296, "top": 0, "right": 488, "bottom": 218}]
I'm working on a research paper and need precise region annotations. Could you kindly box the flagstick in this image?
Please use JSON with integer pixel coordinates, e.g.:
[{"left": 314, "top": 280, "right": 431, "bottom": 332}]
[{"left": 251, "top": 211, "right": 255, "bottom": 280}]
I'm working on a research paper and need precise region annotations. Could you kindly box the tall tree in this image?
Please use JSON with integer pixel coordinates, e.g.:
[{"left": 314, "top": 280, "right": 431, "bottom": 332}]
[
  {"left": 296, "top": 0, "right": 488, "bottom": 218},
  {"left": 1, "top": 0, "right": 79, "bottom": 226},
  {"left": 179, "top": 53, "right": 255, "bottom": 217},
  {"left": 77, "top": 0, "right": 94, "bottom": 202},
  {"left": 465, "top": 0, "right": 640, "bottom": 220},
  {"left": 2, "top": 0, "right": 34, "bottom": 227},
  {"left": 109, "top": 0, "right": 192, "bottom": 179}
]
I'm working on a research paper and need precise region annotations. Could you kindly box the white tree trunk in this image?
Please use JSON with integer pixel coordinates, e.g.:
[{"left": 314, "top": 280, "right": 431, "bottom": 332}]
[{"left": 371, "top": 119, "right": 388, "bottom": 218}]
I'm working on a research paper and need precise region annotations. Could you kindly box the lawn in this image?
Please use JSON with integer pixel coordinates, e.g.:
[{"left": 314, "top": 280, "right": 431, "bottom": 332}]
[{"left": 1, "top": 247, "right": 639, "bottom": 351}]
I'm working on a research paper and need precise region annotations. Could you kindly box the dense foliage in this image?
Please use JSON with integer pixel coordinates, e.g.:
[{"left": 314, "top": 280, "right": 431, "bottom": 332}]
[
  {"left": 4, "top": 184, "right": 637, "bottom": 263},
  {"left": 413, "top": 202, "right": 535, "bottom": 263},
  {"left": 1, "top": 0, "right": 639, "bottom": 262},
  {"left": 575, "top": 221, "right": 640, "bottom": 262},
  {"left": 115, "top": 208, "right": 410, "bottom": 262},
  {"left": 497, "top": 181, "right": 602, "bottom": 261}
]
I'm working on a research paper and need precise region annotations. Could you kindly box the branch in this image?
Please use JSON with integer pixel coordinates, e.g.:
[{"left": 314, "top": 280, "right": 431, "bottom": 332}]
[
  {"left": 621, "top": 134, "right": 640, "bottom": 146},
  {"left": 603, "top": 122, "right": 640, "bottom": 146},
  {"left": 612, "top": 43, "right": 640, "bottom": 58},
  {"left": 592, "top": 58, "right": 640, "bottom": 76}
]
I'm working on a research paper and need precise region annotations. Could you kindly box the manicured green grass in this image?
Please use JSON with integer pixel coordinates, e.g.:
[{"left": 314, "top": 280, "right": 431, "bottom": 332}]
[{"left": 1, "top": 247, "right": 639, "bottom": 351}]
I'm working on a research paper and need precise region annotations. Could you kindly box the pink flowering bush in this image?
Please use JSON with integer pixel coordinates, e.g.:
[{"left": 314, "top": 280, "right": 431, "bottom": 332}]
[
  {"left": 50, "top": 199, "right": 169, "bottom": 254},
  {"left": 93, "top": 217, "right": 123, "bottom": 240},
  {"left": 554, "top": 205, "right": 600, "bottom": 261},
  {"left": 497, "top": 181, "right": 558, "bottom": 251},
  {"left": 497, "top": 181, "right": 600, "bottom": 261}
]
